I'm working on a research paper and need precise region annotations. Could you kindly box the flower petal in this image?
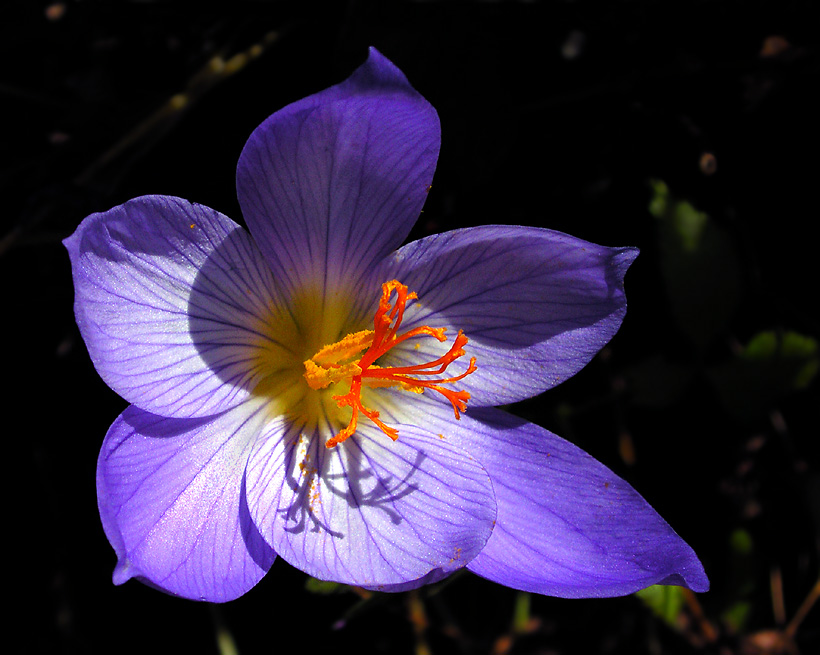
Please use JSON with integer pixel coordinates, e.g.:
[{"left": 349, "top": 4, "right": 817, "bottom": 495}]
[
  {"left": 97, "top": 401, "right": 276, "bottom": 602},
  {"left": 412, "top": 397, "right": 709, "bottom": 597},
  {"left": 236, "top": 47, "right": 440, "bottom": 295},
  {"left": 244, "top": 415, "right": 496, "bottom": 589},
  {"left": 377, "top": 225, "right": 638, "bottom": 406},
  {"left": 64, "top": 196, "right": 284, "bottom": 418}
]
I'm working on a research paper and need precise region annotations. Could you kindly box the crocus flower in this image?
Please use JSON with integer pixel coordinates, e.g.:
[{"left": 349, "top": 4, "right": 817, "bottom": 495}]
[{"left": 65, "top": 48, "right": 708, "bottom": 602}]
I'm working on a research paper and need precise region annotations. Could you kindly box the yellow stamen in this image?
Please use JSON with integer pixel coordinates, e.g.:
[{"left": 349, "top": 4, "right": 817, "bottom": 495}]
[{"left": 303, "top": 280, "right": 477, "bottom": 448}]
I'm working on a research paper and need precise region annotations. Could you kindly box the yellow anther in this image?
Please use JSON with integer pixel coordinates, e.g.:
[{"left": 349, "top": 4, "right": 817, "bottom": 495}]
[{"left": 302, "top": 280, "right": 477, "bottom": 448}]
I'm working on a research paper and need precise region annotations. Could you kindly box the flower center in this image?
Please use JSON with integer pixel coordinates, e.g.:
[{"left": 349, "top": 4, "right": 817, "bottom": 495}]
[{"left": 303, "top": 280, "right": 477, "bottom": 448}]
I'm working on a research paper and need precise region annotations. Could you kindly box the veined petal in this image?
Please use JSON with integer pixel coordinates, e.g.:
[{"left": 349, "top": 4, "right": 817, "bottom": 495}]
[
  {"left": 64, "top": 196, "right": 285, "bottom": 418},
  {"left": 244, "top": 416, "right": 496, "bottom": 589},
  {"left": 376, "top": 225, "right": 638, "bottom": 406},
  {"left": 409, "top": 396, "right": 709, "bottom": 597},
  {"left": 236, "top": 48, "right": 440, "bottom": 296},
  {"left": 97, "top": 401, "right": 276, "bottom": 602}
]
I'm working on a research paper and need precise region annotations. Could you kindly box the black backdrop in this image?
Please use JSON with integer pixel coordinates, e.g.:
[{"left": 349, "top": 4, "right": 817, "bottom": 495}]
[{"left": 4, "top": 1, "right": 819, "bottom": 653}]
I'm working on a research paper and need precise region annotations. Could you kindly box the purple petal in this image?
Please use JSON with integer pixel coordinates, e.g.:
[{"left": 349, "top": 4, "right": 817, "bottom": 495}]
[
  {"left": 244, "top": 415, "right": 496, "bottom": 588},
  {"left": 64, "top": 196, "right": 285, "bottom": 418},
  {"left": 376, "top": 225, "right": 638, "bottom": 406},
  {"left": 410, "top": 396, "right": 709, "bottom": 597},
  {"left": 361, "top": 567, "right": 452, "bottom": 593},
  {"left": 236, "top": 48, "right": 440, "bottom": 296},
  {"left": 97, "top": 402, "right": 276, "bottom": 602}
]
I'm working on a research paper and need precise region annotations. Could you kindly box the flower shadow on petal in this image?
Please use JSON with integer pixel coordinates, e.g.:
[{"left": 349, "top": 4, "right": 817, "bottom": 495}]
[
  {"left": 265, "top": 425, "right": 425, "bottom": 539},
  {"left": 238, "top": 473, "right": 280, "bottom": 571},
  {"left": 342, "top": 440, "right": 423, "bottom": 518},
  {"left": 185, "top": 231, "right": 441, "bottom": 543},
  {"left": 244, "top": 420, "right": 497, "bottom": 587},
  {"left": 383, "top": 228, "right": 637, "bottom": 352},
  {"left": 186, "top": 225, "right": 296, "bottom": 398},
  {"left": 373, "top": 229, "right": 639, "bottom": 404}
]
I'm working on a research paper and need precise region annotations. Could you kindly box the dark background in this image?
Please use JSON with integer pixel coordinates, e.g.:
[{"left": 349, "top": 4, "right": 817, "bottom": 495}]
[{"left": 4, "top": 1, "right": 819, "bottom": 653}]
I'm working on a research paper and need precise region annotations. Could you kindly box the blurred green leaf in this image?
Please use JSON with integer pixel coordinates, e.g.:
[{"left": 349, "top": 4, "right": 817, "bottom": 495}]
[
  {"left": 647, "top": 180, "right": 709, "bottom": 252},
  {"left": 721, "top": 600, "right": 753, "bottom": 634},
  {"left": 305, "top": 577, "right": 342, "bottom": 594},
  {"left": 709, "top": 330, "right": 819, "bottom": 419},
  {"left": 210, "top": 606, "right": 240, "bottom": 655},
  {"left": 512, "top": 592, "right": 532, "bottom": 634},
  {"left": 648, "top": 180, "right": 742, "bottom": 350},
  {"left": 635, "top": 584, "right": 684, "bottom": 630},
  {"left": 726, "top": 528, "right": 756, "bottom": 598},
  {"left": 742, "top": 331, "right": 819, "bottom": 389},
  {"left": 718, "top": 528, "right": 757, "bottom": 633},
  {"left": 729, "top": 527, "right": 753, "bottom": 556}
]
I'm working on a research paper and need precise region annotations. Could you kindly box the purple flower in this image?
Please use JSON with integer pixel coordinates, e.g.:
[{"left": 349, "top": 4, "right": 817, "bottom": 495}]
[{"left": 65, "top": 48, "right": 708, "bottom": 602}]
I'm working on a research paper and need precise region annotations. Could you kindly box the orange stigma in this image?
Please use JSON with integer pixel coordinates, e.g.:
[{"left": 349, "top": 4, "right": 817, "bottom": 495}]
[{"left": 303, "top": 280, "right": 477, "bottom": 448}]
